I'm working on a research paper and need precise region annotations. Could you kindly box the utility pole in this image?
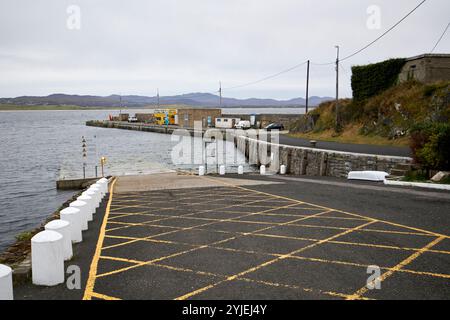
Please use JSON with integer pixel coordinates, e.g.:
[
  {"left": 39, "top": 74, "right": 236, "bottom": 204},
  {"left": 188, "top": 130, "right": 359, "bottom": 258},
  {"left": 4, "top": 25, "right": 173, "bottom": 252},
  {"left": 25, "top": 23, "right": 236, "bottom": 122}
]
[
  {"left": 119, "top": 95, "right": 122, "bottom": 118},
  {"left": 219, "top": 81, "right": 222, "bottom": 108},
  {"left": 157, "top": 88, "right": 160, "bottom": 108},
  {"left": 305, "top": 60, "right": 310, "bottom": 115},
  {"left": 335, "top": 45, "right": 340, "bottom": 131}
]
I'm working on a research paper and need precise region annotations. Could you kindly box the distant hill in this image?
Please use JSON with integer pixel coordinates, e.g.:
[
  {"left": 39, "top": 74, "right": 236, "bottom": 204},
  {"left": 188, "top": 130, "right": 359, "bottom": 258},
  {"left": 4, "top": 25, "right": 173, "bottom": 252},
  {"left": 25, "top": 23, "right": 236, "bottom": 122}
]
[{"left": 0, "top": 93, "right": 333, "bottom": 108}]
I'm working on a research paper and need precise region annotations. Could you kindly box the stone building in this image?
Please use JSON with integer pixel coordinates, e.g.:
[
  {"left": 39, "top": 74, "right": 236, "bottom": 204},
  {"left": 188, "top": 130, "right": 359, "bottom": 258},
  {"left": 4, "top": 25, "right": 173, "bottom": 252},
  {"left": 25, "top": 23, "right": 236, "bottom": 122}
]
[
  {"left": 177, "top": 108, "right": 222, "bottom": 128},
  {"left": 398, "top": 54, "right": 450, "bottom": 84}
]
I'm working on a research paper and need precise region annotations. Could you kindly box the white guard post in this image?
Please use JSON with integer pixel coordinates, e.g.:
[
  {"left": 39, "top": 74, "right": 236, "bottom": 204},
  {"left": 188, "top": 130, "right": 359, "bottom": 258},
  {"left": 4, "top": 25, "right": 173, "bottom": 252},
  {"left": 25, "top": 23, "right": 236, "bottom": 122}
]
[{"left": 31, "top": 230, "right": 65, "bottom": 286}]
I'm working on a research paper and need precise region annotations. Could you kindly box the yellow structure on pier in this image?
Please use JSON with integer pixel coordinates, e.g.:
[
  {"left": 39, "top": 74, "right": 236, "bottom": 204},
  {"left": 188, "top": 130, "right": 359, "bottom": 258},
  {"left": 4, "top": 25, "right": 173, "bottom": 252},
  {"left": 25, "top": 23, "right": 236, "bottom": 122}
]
[{"left": 153, "top": 109, "right": 177, "bottom": 125}]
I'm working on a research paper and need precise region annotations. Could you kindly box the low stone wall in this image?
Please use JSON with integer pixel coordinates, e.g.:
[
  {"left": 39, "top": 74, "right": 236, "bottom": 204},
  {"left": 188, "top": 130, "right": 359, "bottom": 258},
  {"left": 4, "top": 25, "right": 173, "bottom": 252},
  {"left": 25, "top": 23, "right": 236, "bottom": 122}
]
[{"left": 235, "top": 135, "right": 412, "bottom": 178}]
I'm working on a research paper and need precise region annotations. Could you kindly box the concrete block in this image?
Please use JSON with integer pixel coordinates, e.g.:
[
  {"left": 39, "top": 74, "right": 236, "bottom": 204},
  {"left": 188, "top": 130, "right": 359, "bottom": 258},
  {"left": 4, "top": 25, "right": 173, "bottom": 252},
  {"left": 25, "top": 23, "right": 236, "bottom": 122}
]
[
  {"left": 93, "top": 183, "right": 105, "bottom": 197},
  {"left": 219, "top": 165, "right": 226, "bottom": 175},
  {"left": 238, "top": 165, "right": 244, "bottom": 175},
  {"left": 69, "top": 200, "right": 89, "bottom": 231},
  {"left": 83, "top": 189, "right": 100, "bottom": 211},
  {"left": 45, "top": 220, "right": 73, "bottom": 261},
  {"left": 260, "top": 165, "right": 266, "bottom": 175},
  {"left": 60, "top": 207, "right": 82, "bottom": 243},
  {"left": 77, "top": 194, "right": 94, "bottom": 221},
  {"left": 31, "top": 231, "right": 64, "bottom": 286},
  {"left": 199, "top": 166, "right": 205, "bottom": 176},
  {"left": 0, "top": 264, "right": 13, "bottom": 300}
]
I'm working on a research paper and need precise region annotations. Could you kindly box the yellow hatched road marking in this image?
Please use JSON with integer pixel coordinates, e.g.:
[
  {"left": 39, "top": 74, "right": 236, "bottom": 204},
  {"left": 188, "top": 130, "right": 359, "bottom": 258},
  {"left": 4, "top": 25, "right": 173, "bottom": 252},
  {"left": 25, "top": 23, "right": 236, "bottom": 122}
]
[
  {"left": 347, "top": 236, "right": 446, "bottom": 300},
  {"left": 83, "top": 178, "right": 117, "bottom": 300},
  {"left": 89, "top": 292, "right": 122, "bottom": 300},
  {"left": 174, "top": 220, "right": 377, "bottom": 300},
  {"left": 97, "top": 209, "right": 333, "bottom": 277}
]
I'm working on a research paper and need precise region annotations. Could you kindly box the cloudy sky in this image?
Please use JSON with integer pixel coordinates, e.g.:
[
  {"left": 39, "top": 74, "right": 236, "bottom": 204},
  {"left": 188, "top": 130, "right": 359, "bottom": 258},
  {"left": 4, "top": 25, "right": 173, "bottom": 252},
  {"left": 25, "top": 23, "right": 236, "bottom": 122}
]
[{"left": 0, "top": 0, "right": 449, "bottom": 99}]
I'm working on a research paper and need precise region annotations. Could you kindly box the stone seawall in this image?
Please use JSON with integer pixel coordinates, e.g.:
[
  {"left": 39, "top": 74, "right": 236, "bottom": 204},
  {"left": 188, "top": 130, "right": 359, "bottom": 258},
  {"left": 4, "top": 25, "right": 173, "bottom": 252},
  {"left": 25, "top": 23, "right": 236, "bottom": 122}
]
[
  {"left": 235, "top": 135, "right": 412, "bottom": 178},
  {"left": 86, "top": 120, "right": 175, "bottom": 134}
]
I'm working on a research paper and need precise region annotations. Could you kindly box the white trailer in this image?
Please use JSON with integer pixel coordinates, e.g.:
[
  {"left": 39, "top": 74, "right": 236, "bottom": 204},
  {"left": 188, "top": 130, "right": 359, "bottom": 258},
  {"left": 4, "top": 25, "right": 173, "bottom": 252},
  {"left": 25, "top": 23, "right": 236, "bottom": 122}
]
[{"left": 215, "top": 117, "right": 240, "bottom": 129}]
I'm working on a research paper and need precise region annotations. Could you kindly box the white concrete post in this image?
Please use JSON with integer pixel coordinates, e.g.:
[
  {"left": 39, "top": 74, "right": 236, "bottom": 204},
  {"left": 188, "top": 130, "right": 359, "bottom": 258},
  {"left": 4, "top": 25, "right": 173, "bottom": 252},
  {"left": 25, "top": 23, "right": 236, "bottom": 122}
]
[
  {"left": 238, "top": 166, "right": 244, "bottom": 175},
  {"left": 260, "top": 165, "right": 266, "bottom": 175},
  {"left": 199, "top": 166, "right": 205, "bottom": 176},
  {"left": 93, "top": 183, "right": 105, "bottom": 198},
  {"left": 60, "top": 207, "right": 82, "bottom": 243},
  {"left": 90, "top": 184, "right": 101, "bottom": 196},
  {"left": 0, "top": 264, "right": 13, "bottom": 300},
  {"left": 280, "top": 165, "right": 287, "bottom": 175},
  {"left": 98, "top": 178, "right": 108, "bottom": 193},
  {"left": 78, "top": 194, "right": 94, "bottom": 221},
  {"left": 83, "top": 189, "right": 99, "bottom": 212},
  {"left": 89, "top": 187, "right": 102, "bottom": 208},
  {"left": 70, "top": 200, "right": 89, "bottom": 231},
  {"left": 45, "top": 220, "right": 73, "bottom": 261},
  {"left": 97, "top": 180, "right": 108, "bottom": 194},
  {"left": 31, "top": 230, "right": 65, "bottom": 286},
  {"left": 219, "top": 165, "right": 226, "bottom": 175}
]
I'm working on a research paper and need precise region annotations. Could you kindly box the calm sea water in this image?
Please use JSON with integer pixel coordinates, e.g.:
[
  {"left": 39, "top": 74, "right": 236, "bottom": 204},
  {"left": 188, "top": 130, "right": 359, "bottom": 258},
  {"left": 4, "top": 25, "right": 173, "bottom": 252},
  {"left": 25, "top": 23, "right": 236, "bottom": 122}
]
[{"left": 0, "top": 108, "right": 284, "bottom": 252}]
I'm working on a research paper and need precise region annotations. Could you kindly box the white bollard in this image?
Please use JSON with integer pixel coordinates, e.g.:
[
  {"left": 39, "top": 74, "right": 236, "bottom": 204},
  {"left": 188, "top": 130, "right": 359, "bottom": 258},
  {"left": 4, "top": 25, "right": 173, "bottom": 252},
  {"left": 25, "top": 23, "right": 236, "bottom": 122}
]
[
  {"left": 78, "top": 194, "right": 94, "bottom": 221},
  {"left": 98, "top": 178, "right": 108, "bottom": 192},
  {"left": 60, "top": 207, "right": 82, "bottom": 243},
  {"left": 97, "top": 180, "right": 108, "bottom": 194},
  {"left": 31, "top": 230, "right": 65, "bottom": 286},
  {"left": 280, "top": 165, "right": 287, "bottom": 175},
  {"left": 93, "top": 183, "right": 105, "bottom": 197},
  {"left": 0, "top": 264, "right": 13, "bottom": 300},
  {"left": 70, "top": 200, "right": 89, "bottom": 231},
  {"left": 260, "top": 165, "right": 266, "bottom": 175},
  {"left": 199, "top": 166, "right": 205, "bottom": 176},
  {"left": 89, "top": 186, "right": 102, "bottom": 207},
  {"left": 219, "top": 165, "right": 226, "bottom": 176},
  {"left": 45, "top": 220, "right": 73, "bottom": 261},
  {"left": 83, "top": 189, "right": 100, "bottom": 212},
  {"left": 91, "top": 185, "right": 103, "bottom": 199},
  {"left": 238, "top": 165, "right": 244, "bottom": 175}
]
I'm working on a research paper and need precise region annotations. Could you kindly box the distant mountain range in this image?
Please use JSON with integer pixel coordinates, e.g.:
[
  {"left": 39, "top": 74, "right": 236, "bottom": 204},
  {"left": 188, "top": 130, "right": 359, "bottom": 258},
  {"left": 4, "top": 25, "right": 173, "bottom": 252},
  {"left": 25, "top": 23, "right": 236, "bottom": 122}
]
[{"left": 0, "top": 93, "right": 333, "bottom": 108}]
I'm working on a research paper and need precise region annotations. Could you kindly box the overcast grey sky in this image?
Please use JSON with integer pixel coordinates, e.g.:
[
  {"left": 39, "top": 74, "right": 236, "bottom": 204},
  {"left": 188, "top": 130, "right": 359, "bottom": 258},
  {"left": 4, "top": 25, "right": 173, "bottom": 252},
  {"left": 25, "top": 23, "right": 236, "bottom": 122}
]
[{"left": 0, "top": 0, "right": 449, "bottom": 99}]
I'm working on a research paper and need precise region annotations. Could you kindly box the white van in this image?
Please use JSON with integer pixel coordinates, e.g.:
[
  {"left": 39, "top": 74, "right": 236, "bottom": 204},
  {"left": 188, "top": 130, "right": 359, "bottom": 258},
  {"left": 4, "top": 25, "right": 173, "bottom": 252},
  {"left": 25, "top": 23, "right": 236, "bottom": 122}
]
[
  {"left": 235, "top": 120, "right": 251, "bottom": 129},
  {"left": 215, "top": 118, "right": 240, "bottom": 129}
]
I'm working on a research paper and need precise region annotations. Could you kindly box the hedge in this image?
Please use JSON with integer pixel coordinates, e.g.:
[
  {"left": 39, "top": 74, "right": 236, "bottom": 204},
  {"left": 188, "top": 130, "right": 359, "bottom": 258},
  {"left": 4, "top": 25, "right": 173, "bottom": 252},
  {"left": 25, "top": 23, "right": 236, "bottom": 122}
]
[
  {"left": 351, "top": 58, "right": 407, "bottom": 102},
  {"left": 410, "top": 122, "right": 450, "bottom": 171}
]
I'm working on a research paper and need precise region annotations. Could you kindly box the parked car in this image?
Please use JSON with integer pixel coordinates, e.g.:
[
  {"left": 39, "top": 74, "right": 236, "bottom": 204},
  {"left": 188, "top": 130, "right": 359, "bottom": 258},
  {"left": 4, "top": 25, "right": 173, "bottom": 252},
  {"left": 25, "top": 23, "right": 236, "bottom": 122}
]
[
  {"left": 234, "top": 120, "right": 251, "bottom": 129},
  {"left": 264, "top": 123, "right": 285, "bottom": 131},
  {"left": 128, "top": 116, "right": 138, "bottom": 123}
]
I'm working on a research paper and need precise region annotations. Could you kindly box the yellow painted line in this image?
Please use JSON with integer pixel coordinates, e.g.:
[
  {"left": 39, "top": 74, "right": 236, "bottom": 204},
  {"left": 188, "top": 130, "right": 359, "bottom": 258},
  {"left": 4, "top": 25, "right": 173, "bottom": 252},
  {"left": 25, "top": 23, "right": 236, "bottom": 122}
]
[
  {"left": 101, "top": 255, "right": 143, "bottom": 265},
  {"left": 347, "top": 236, "right": 446, "bottom": 300},
  {"left": 89, "top": 292, "right": 122, "bottom": 300},
  {"left": 203, "top": 176, "right": 450, "bottom": 239},
  {"left": 98, "top": 209, "right": 332, "bottom": 278},
  {"left": 82, "top": 178, "right": 117, "bottom": 301},
  {"left": 103, "top": 255, "right": 359, "bottom": 300},
  {"left": 102, "top": 199, "right": 323, "bottom": 250},
  {"left": 174, "top": 220, "right": 377, "bottom": 300},
  {"left": 104, "top": 218, "right": 450, "bottom": 256}
]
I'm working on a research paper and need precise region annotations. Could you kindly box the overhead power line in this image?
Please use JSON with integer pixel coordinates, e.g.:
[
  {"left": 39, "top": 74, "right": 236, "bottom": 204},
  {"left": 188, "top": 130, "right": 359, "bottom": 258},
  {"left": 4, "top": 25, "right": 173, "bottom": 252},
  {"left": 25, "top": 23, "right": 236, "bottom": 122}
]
[
  {"left": 159, "top": 0, "right": 429, "bottom": 98},
  {"left": 223, "top": 60, "right": 308, "bottom": 90},
  {"left": 312, "top": 0, "right": 428, "bottom": 65},
  {"left": 341, "top": 0, "right": 428, "bottom": 62},
  {"left": 431, "top": 22, "right": 450, "bottom": 53}
]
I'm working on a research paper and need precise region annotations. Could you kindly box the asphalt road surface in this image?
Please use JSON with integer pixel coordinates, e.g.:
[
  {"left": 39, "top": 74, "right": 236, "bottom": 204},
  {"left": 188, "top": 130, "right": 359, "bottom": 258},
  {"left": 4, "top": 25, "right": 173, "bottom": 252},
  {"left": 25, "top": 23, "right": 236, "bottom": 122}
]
[
  {"left": 279, "top": 135, "right": 411, "bottom": 157},
  {"left": 14, "top": 174, "right": 450, "bottom": 300}
]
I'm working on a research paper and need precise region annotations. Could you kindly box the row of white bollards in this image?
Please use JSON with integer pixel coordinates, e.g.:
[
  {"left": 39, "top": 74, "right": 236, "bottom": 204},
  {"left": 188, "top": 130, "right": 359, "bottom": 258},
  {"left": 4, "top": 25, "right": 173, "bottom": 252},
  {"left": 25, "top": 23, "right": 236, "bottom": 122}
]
[
  {"left": 0, "top": 178, "right": 110, "bottom": 299},
  {"left": 29, "top": 178, "right": 109, "bottom": 288},
  {"left": 198, "top": 165, "right": 288, "bottom": 176}
]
